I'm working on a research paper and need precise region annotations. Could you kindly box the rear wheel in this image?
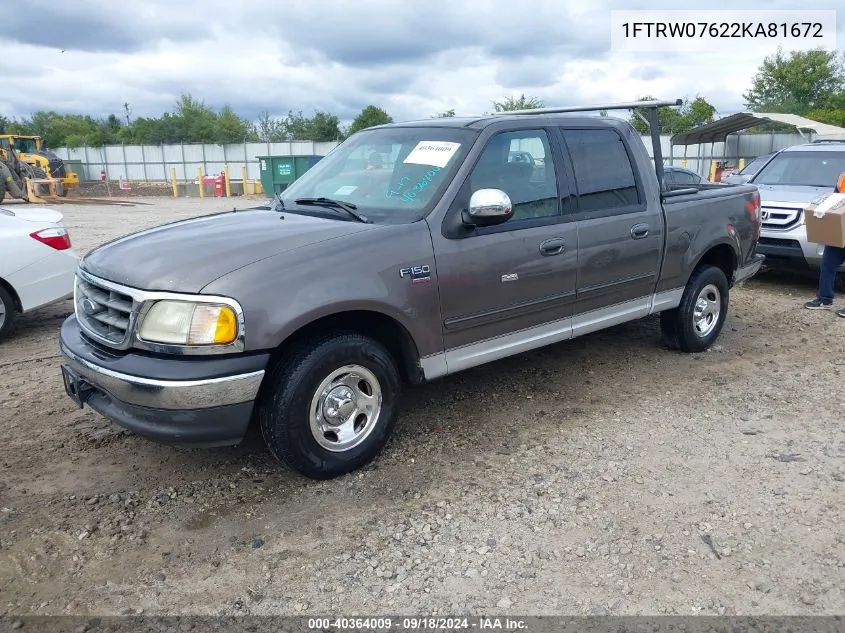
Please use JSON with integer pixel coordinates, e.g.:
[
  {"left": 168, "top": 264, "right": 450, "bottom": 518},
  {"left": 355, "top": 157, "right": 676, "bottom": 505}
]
[
  {"left": 0, "top": 285, "right": 19, "bottom": 343},
  {"left": 660, "top": 265, "right": 729, "bottom": 353},
  {"left": 258, "top": 331, "right": 401, "bottom": 479}
]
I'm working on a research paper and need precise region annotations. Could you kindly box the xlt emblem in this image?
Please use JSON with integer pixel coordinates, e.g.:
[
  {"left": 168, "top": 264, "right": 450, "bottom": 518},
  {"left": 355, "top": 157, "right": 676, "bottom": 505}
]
[{"left": 399, "top": 265, "right": 431, "bottom": 284}]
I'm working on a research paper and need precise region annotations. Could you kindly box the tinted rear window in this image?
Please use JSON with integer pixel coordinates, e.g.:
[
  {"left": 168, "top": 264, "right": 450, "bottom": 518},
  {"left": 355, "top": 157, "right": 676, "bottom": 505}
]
[{"left": 564, "top": 129, "right": 641, "bottom": 212}]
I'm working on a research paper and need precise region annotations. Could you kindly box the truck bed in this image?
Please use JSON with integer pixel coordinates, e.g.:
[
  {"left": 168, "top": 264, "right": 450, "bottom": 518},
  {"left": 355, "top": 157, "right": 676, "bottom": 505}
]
[{"left": 656, "top": 181, "right": 760, "bottom": 293}]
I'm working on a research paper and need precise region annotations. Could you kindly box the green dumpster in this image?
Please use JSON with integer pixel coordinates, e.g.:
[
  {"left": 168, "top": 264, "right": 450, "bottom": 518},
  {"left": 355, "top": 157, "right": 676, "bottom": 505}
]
[{"left": 257, "top": 155, "right": 323, "bottom": 195}]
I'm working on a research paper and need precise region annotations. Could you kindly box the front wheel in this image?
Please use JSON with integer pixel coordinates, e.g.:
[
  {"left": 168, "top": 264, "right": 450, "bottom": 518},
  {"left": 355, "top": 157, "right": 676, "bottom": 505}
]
[
  {"left": 258, "top": 332, "right": 401, "bottom": 479},
  {"left": 660, "top": 265, "right": 729, "bottom": 353}
]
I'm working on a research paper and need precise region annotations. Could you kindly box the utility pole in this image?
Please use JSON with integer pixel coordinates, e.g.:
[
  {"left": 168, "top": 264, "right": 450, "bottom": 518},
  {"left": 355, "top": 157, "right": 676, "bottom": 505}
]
[{"left": 123, "top": 102, "right": 132, "bottom": 126}]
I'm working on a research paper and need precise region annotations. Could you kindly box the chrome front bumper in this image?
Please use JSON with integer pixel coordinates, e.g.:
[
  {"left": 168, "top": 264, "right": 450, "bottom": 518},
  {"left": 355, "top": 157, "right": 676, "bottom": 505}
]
[
  {"left": 58, "top": 314, "right": 268, "bottom": 447},
  {"left": 60, "top": 339, "right": 264, "bottom": 410}
]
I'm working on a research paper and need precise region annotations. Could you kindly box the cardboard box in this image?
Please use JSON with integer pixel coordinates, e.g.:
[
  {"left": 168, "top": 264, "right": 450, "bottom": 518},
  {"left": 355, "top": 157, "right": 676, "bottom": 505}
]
[{"left": 804, "top": 193, "right": 845, "bottom": 248}]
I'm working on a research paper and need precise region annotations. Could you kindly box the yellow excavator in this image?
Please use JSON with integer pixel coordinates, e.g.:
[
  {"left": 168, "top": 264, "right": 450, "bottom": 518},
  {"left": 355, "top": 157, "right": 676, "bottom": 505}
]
[
  {"left": 1, "top": 141, "right": 139, "bottom": 207},
  {"left": 0, "top": 143, "right": 66, "bottom": 204},
  {"left": 0, "top": 134, "right": 79, "bottom": 196}
]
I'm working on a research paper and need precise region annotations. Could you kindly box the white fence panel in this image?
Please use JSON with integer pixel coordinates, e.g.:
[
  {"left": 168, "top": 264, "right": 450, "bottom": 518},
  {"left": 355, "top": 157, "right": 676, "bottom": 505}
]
[
  {"left": 124, "top": 146, "right": 145, "bottom": 162},
  {"left": 182, "top": 144, "right": 204, "bottom": 163},
  {"left": 314, "top": 141, "right": 338, "bottom": 156},
  {"left": 162, "top": 145, "right": 183, "bottom": 163},
  {"left": 203, "top": 145, "right": 225, "bottom": 162},
  {"left": 103, "top": 145, "right": 124, "bottom": 164}
]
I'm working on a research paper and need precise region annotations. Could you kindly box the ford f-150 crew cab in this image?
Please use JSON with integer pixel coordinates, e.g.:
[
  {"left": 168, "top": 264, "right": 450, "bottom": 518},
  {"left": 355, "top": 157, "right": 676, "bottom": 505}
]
[{"left": 59, "top": 100, "right": 764, "bottom": 479}]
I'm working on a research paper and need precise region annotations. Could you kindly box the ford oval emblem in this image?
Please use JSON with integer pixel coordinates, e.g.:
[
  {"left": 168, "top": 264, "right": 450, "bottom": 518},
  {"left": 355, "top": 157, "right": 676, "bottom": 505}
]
[{"left": 81, "top": 297, "right": 98, "bottom": 316}]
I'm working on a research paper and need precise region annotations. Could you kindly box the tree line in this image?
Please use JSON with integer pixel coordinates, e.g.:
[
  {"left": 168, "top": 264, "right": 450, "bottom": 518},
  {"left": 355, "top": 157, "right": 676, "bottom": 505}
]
[{"left": 1, "top": 48, "right": 842, "bottom": 148}]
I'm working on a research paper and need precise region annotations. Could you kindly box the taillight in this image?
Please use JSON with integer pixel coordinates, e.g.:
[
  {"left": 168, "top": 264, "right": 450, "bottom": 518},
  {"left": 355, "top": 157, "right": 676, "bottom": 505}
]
[
  {"left": 30, "top": 227, "right": 72, "bottom": 250},
  {"left": 744, "top": 192, "right": 762, "bottom": 236}
]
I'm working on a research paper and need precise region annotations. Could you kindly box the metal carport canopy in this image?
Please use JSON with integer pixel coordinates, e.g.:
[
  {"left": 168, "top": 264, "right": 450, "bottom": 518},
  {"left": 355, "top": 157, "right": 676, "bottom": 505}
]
[{"left": 670, "top": 112, "right": 845, "bottom": 145}]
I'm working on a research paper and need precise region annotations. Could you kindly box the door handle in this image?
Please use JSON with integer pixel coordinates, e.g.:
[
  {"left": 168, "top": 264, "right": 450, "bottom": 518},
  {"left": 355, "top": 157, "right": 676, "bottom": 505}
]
[
  {"left": 630, "top": 223, "right": 650, "bottom": 239},
  {"left": 539, "top": 238, "right": 566, "bottom": 256}
]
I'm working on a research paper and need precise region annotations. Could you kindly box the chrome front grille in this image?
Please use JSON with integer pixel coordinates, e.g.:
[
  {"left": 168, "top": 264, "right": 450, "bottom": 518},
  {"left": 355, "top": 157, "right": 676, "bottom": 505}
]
[
  {"left": 74, "top": 273, "right": 137, "bottom": 348},
  {"left": 761, "top": 205, "right": 802, "bottom": 231}
]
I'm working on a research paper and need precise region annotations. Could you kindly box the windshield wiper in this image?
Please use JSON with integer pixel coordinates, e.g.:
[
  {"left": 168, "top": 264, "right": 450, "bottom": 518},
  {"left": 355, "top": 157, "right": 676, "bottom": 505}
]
[{"left": 294, "top": 197, "right": 370, "bottom": 223}]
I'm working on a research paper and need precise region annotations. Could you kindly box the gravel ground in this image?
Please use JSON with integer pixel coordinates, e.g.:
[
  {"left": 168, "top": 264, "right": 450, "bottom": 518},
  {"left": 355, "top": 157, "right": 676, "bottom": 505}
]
[{"left": 1, "top": 197, "right": 845, "bottom": 618}]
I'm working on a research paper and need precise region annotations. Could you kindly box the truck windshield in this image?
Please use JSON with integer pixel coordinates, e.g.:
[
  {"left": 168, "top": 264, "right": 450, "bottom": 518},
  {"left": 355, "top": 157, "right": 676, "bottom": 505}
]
[
  {"left": 752, "top": 150, "right": 845, "bottom": 188},
  {"left": 739, "top": 153, "right": 772, "bottom": 175},
  {"left": 280, "top": 126, "right": 478, "bottom": 223},
  {"left": 13, "top": 138, "right": 38, "bottom": 153}
]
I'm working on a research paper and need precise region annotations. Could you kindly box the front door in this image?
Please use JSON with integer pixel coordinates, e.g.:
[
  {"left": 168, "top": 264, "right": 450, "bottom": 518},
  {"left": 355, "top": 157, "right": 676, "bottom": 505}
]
[{"left": 432, "top": 127, "right": 579, "bottom": 373}]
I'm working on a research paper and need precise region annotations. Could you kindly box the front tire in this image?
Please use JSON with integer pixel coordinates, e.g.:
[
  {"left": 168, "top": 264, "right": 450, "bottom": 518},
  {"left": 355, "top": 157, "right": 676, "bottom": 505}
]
[
  {"left": 660, "top": 265, "right": 729, "bottom": 353},
  {"left": 258, "top": 332, "right": 401, "bottom": 479}
]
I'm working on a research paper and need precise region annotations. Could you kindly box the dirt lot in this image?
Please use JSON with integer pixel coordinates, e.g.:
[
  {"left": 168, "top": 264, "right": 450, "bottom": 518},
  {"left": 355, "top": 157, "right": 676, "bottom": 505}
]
[{"left": 1, "top": 196, "right": 845, "bottom": 618}]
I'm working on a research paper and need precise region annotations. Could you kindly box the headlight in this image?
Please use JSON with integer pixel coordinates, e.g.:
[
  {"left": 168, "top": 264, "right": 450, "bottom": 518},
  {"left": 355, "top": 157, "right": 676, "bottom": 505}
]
[{"left": 138, "top": 300, "right": 239, "bottom": 346}]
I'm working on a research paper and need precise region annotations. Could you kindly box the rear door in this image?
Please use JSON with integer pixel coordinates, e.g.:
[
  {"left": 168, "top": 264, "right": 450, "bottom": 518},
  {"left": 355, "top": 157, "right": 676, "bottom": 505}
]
[{"left": 556, "top": 127, "right": 663, "bottom": 333}]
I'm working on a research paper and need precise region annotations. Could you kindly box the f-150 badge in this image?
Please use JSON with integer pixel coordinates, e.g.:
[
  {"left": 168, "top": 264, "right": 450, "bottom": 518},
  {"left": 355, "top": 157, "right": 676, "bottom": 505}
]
[{"left": 399, "top": 265, "right": 431, "bottom": 284}]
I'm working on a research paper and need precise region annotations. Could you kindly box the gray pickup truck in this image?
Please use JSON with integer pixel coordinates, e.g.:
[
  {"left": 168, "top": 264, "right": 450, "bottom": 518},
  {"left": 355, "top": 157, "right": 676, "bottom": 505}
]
[{"left": 59, "top": 100, "right": 764, "bottom": 479}]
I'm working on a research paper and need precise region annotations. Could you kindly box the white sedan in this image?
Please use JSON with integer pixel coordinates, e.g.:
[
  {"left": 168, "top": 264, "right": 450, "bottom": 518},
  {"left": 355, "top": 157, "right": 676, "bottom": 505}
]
[{"left": 0, "top": 205, "right": 79, "bottom": 341}]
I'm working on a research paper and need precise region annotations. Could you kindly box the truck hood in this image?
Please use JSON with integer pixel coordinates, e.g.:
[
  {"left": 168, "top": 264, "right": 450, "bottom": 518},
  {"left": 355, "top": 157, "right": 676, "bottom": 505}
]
[
  {"left": 755, "top": 183, "right": 834, "bottom": 205},
  {"left": 80, "top": 209, "right": 377, "bottom": 292}
]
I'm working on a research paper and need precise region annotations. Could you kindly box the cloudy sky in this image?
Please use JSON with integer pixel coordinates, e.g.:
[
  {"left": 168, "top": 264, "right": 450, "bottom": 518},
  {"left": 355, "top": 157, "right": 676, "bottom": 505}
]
[{"left": 1, "top": 0, "right": 841, "bottom": 127}]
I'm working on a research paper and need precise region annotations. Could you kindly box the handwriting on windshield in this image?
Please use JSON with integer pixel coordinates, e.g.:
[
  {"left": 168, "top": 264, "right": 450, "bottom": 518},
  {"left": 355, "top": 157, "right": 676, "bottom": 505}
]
[
  {"left": 386, "top": 167, "right": 442, "bottom": 202},
  {"left": 386, "top": 176, "right": 411, "bottom": 198}
]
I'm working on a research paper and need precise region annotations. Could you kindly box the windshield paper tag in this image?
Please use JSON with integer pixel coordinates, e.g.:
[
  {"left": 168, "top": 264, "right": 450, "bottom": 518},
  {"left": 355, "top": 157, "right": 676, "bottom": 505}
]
[
  {"left": 334, "top": 185, "right": 358, "bottom": 196},
  {"left": 403, "top": 141, "right": 461, "bottom": 168}
]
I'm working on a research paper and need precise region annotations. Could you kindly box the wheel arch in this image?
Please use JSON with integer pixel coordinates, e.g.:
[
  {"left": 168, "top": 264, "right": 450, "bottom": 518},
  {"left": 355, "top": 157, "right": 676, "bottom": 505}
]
[
  {"left": 0, "top": 276, "right": 23, "bottom": 313},
  {"left": 267, "top": 309, "right": 426, "bottom": 387},
  {"left": 689, "top": 241, "right": 737, "bottom": 286}
]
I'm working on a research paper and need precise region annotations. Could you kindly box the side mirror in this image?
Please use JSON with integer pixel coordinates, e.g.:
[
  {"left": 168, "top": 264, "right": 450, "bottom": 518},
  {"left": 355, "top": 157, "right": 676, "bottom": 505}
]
[
  {"left": 463, "top": 188, "right": 513, "bottom": 226},
  {"left": 836, "top": 172, "right": 845, "bottom": 193}
]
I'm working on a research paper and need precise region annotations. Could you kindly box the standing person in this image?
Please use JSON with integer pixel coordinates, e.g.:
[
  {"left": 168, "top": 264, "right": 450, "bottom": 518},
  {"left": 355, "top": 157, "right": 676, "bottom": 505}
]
[
  {"left": 804, "top": 246, "right": 845, "bottom": 316},
  {"left": 804, "top": 177, "right": 845, "bottom": 317}
]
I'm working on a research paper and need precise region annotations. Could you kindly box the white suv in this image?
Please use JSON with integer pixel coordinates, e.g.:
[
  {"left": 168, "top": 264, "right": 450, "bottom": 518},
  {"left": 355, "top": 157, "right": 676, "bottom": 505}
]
[{"left": 752, "top": 141, "right": 845, "bottom": 285}]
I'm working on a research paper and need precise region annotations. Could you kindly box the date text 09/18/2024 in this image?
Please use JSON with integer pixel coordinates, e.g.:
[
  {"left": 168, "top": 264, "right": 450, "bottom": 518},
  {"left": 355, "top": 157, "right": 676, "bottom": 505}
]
[{"left": 306, "top": 616, "right": 528, "bottom": 630}]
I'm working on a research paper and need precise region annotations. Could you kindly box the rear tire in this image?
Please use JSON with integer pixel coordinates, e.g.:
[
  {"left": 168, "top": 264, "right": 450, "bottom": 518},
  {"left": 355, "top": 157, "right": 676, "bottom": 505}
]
[
  {"left": 31, "top": 167, "right": 47, "bottom": 179},
  {"left": 659, "top": 265, "right": 729, "bottom": 353},
  {"left": 0, "top": 285, "right": 19, "bottom": 343},
  {"left": 258, "top": 331, "right": 401, "bottom": 479}
]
